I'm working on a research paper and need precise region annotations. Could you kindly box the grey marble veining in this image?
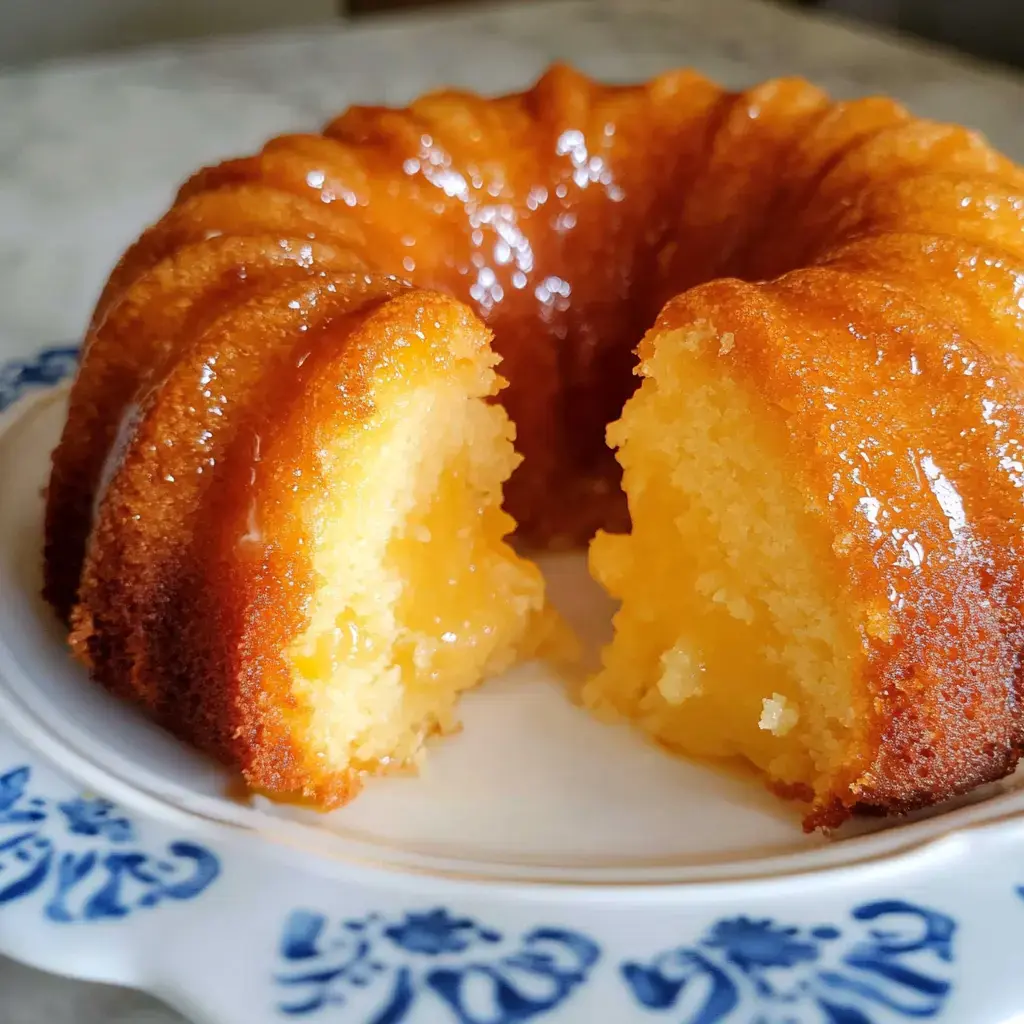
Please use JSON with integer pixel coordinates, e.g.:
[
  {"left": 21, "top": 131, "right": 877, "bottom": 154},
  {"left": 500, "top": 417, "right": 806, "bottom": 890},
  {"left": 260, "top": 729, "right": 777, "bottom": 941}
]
[
  {"left": 0, "top": 958, "right": 172, "bottom": 1024},
  {"left": 0, "top": 1, "right": 1021, "bottom": 1021}
]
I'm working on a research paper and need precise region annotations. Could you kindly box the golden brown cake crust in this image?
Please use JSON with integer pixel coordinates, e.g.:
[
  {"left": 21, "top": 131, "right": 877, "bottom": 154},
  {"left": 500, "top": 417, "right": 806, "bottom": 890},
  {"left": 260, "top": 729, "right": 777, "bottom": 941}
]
[{"left": 46, "top": 64, "right": 1024, "bottom": 822}]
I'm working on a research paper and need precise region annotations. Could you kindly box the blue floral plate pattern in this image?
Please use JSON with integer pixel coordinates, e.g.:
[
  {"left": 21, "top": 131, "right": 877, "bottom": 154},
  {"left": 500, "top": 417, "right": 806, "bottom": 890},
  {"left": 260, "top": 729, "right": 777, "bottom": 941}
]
[{"left": 1, "top": 347, "right": 1023, "bottom": 1024}]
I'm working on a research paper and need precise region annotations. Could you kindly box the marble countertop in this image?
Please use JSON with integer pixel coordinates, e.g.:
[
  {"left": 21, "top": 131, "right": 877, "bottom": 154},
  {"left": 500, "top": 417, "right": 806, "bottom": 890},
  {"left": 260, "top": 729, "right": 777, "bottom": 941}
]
[{"left": 0, "top": 0, "right": 1021, "bottom": 1019}]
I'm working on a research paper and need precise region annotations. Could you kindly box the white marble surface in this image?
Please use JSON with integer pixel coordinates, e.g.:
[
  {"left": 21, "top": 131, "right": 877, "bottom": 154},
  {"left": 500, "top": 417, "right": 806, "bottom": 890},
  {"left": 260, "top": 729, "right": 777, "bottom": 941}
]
[{"left": 0, "top": 0, "right": 1022, "bottom": 1019}]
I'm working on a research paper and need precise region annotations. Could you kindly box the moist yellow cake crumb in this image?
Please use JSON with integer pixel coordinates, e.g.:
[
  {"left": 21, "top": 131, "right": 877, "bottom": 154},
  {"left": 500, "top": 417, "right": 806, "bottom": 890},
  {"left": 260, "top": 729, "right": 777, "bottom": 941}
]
[
  {"left": 585, "top": 322, "right": 862, "bottom": 806},
  {"left": 759, "top": 694, "right": 800, "bottom": 737},
  {"left": 287, "top": 324, "right": 554, "bottom": 778}
]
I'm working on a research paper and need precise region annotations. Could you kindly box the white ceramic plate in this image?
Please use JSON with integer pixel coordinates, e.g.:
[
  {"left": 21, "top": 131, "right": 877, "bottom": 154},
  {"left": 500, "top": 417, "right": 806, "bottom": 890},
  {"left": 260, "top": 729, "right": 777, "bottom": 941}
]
[{"left": 2, "top": 347, "right": 1024, "bottom": 1024}]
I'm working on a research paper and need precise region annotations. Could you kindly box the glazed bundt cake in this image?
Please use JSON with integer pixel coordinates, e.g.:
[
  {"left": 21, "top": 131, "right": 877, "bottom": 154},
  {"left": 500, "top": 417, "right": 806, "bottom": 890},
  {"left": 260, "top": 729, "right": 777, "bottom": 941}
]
[{"left": 44, "top": 65, "right": 1024, "bottom": 826}]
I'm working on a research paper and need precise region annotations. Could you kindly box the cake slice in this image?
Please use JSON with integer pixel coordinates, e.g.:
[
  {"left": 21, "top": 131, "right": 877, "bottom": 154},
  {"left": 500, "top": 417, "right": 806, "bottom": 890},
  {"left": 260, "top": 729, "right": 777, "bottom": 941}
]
[
  {"left": 585, "top": 276, "right": 1022, "bottom": 828},
  {"left": 70, "top": 287, "right": 549, "bottom": 805}
]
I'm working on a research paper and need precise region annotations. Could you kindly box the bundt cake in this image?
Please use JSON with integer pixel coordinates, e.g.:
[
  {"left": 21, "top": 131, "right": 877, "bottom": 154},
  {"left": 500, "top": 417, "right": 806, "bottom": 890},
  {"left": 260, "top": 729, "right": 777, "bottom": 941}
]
[{"left": 44, "top": 64, "right": 1024, "bottom": 827}]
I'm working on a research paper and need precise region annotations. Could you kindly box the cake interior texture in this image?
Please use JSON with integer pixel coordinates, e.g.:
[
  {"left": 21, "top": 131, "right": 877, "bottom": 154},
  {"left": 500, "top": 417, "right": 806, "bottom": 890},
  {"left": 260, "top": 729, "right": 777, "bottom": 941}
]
[
  {"left": 282, "top": 305, "right": 548, "bottom": 782},
  {"left": 585, "top": 324, "right": 863, "bottom": 810}
]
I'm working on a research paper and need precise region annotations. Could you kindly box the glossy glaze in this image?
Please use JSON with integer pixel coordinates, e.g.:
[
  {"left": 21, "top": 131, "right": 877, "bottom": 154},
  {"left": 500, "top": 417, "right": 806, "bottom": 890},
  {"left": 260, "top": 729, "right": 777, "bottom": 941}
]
[{"left": 51, "top": 66, "right": 1024, "bottom": 604}]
